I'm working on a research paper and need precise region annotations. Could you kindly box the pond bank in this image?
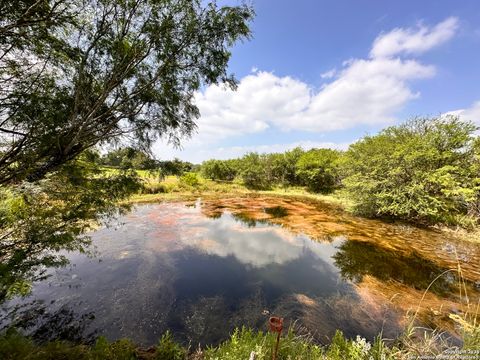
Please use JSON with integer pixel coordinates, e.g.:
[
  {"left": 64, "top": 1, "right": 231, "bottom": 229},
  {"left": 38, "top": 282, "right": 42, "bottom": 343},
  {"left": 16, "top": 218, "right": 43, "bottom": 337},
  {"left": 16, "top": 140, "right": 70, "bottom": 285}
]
[{"left": 2, "top": 324, "right": 478, "bottom": 360}]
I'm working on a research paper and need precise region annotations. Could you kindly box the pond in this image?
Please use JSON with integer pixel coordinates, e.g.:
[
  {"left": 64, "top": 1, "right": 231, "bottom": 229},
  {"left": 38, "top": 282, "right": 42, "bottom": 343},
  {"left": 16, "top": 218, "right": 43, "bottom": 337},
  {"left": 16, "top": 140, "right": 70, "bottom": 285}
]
[{"left": 1, "top": 196, "right": 479, "bottom": 347}]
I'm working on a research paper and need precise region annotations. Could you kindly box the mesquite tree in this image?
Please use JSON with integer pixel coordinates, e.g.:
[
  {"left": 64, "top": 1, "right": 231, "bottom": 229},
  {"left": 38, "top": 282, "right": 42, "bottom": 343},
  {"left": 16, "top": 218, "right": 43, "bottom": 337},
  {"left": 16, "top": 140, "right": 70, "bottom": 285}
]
[{"left": 0, "top": 0, "right": 253, "bottom": 184}]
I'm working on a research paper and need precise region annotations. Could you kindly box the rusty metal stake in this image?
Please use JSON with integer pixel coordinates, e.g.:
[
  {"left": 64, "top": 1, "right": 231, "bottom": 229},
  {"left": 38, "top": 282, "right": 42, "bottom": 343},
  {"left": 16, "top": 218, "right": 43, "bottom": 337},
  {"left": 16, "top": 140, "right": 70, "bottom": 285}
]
[
  {"left": 273, "top": 330, "right": 281, "bottom": 360},
  {"left": 268, "top": 317, "right": 283, "bottom": 360}
]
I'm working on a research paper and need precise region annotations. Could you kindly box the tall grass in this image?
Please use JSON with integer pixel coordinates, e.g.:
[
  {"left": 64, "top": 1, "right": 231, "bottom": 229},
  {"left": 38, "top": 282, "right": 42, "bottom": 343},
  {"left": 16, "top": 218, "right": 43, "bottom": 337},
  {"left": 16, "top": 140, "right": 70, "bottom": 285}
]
[
  {"left": 392, "top": 252, "right": 480, "bottom": 359},
  {"left": 1, "top": 316, "right": 479, "bottom": 360}
]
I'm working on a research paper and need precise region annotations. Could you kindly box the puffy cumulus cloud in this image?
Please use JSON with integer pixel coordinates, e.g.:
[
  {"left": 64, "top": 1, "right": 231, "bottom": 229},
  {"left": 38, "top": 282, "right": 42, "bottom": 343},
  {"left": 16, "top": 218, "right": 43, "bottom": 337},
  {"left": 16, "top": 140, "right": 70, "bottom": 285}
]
[
  {"left": 193, "top": 71, "right": 310, "bottom": 139},
  {"left": 284, "top": 58, "right": 435, "bottom": 131},
  {"left": 191, "top": 18, "right": 456, "bottom": 135},
  {"left": 370, "top": 17, "right": 458, "bottom": 58}
]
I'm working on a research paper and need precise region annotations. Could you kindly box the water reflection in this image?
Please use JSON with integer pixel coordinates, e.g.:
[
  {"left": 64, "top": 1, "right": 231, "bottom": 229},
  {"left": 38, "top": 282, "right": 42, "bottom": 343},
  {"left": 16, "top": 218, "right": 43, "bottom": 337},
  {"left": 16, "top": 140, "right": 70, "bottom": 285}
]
[
  {"left": 1, "top": 198, "right": 478, "bottom": 347},
  {"left": 264, "top": 206, "right": 288, "bottom": 218},
  {"left": 333, "top": 240, "right": 456, "bottom": 296},
  {"left": 182, "top": 213, "right": 340, "bottom": 268},
  {"left": 0, "top": 300, "right": 97, "bottom": 343},
  {"left": 200, "top": 196, "right": 480, "bottom": 282}
]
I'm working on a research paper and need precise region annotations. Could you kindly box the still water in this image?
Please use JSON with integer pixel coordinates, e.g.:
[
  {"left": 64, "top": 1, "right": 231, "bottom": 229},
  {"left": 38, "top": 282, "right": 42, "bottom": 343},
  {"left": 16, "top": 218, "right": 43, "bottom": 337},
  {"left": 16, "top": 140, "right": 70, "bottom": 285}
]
[{"left": 1, "top": 197, "right": 479, "bottom": 346}]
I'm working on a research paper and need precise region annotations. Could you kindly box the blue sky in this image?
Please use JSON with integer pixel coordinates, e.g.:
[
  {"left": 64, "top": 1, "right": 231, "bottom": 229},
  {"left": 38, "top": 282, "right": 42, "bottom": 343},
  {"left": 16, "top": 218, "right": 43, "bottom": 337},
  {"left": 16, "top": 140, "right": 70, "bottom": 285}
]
[{"left": 153, "top": 0, "right": 480, "bottom": 163}]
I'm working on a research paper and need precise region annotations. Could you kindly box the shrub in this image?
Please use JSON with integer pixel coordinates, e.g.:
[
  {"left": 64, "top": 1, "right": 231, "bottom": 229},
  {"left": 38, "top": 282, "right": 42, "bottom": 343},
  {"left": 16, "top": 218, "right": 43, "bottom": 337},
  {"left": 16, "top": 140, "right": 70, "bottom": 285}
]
[
  {"left": 179, "top": 172, "right": 200, "bottom": 187},
  {"left": 239, "top": 153, "right": 273, "bottom": 190},
  {"left": 141, "top": 182, "right": 172, "bottom": 194},
  {"left": 295, "top": 149, "right": 342, "bottom": 193},
  {"left": 155, "top": 331, "right": 186, "bottom": 360},
  {"left": 201, "top": 160, "right": 238, "bottom": 181},
  {"left": 343, "top": 116, "right": 480, "bottom": 227}
]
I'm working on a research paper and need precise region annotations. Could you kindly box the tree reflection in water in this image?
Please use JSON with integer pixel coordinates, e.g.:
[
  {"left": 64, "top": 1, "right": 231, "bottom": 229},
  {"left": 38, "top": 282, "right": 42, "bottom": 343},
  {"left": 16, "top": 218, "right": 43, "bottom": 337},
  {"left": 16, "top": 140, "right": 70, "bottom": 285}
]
[
  {"left": 332, "top": 240, "right": 458, "bottom": 296},
  {"left": 0, "top": 300, "right": 97, "bottom": 343}
]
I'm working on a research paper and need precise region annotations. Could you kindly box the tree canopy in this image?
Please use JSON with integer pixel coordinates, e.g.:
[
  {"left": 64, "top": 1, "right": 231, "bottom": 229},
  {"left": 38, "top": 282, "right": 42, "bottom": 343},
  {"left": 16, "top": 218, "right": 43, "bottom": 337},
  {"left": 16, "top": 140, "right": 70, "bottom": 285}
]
[
  {"left": 343, "top": 116, "right": 480, "bottom": 226},
  {"left": 201, "top": 159, "right": 238, "bottom": 181},
  {"left": 99, "top": 147, "right": 158, "bottom": 169},
  {"left": 296, "top": 148, "right": 341, "bottom": 193},
  {"left": 0, "top": 0, "right": 254, "bottom": 184},
  {"left": 0, "top": 0, "right": 253, "bottom": 301}
]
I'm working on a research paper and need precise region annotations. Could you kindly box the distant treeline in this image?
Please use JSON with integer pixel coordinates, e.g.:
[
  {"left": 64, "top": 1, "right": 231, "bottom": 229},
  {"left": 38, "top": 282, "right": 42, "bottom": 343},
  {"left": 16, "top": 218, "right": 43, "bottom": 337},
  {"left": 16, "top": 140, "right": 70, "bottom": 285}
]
[
  {"left": 200, "top": 116, "right": 480, "bottom": 227},
  {"left": 87, "top": 147, "right": 195, "bottom": 175},
  {"left": 200, "top": 147, "right": 340, "bottom": 192},
  {"left": 94, "top": 116, "right": 479, "bottom": 227}
]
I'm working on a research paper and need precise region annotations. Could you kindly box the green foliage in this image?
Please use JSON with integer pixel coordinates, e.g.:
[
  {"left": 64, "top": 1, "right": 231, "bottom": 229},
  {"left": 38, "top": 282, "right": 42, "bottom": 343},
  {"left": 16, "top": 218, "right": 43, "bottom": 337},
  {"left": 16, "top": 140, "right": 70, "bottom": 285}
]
[
  {"left": 141, "top": 182, "right": 174, "bottom": 194},
  {"left": 326, "top": 330, "right": 396, "bottom": 360},
  {"left": 236, "top": 149, "right": 306, "bottom": 190},
  {"left": 201, "top": 159, "right": 238, "bottom": 181},
  {"left": 0, "top": 0, "right": 254, "bottom": 184},
  {"left": 268, "top": 148, "right": 305, "bottom": 187},
  {"left": 155, "top": 331, "right": 186, "bottom": 360},
  {"left": 0, "top": 329, "right": 137, "bottom": 360},
  {"left": 239, "top": 153, "right": 273, "bottom": 190},
  {"left": 343, "top": 116, "right": 480, "bottom": 226},
  {"left": 81, "top": 150, "right": 101, "bottom": 165},
  {"left": 296, "top": 149, "right": 342, "bottom": 193},
  {"left": 179, "top": 172, "right": 200, "bottom": 187},
  {"left": 1, "top": 325, "right": 478, "bottom": 360},
  {"left": 204, "top": 327, "right": 323, "bottom": 360},
  {"left": 100, "top": 148, "right": 158, "bottom": 170},
  {"left": 91, "top": 337, "right": 137, "bottom": 360},
  {"left": 0, "top": 328, "right": 35, "bottom": 360},
  {"left": 0, "top": 330, "right": 186, "bottom": 360},
  {"left": 158, "top": 159, "right": 194, "bottom": 177},
  {"left": 0, "top": 158, "right": 141, "bottom": 301}
]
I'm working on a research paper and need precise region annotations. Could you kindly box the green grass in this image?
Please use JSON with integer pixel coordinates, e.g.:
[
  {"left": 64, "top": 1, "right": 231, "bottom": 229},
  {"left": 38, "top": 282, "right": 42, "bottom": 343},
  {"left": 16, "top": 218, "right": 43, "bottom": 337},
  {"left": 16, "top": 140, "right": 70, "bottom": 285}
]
[
  {"left": 257, "top": 187, "right": 354, "bottom": 211},
  {"left": 129, "top": 175, "right": 250, "bottom": 203},
  {"left": 2, "top": 321, "right": 479, "bottom": 360},
  {"left": 203, "top": 327, "right": 323, "bottom": 360},
  {"left": 100, "top": 166, "right": 352, "bottom": 211},
  {"left": 99, "top": 166, "right": 161, "bottom": 179},
  {"left": 128, "top": 174, "right": 353, "bottom": 212}
]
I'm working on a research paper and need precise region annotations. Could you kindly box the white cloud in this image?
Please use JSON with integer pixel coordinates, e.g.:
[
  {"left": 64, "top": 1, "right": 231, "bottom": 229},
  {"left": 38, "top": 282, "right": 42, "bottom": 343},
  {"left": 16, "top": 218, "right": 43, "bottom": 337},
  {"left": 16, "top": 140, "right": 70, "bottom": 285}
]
[
  {"left": 192, "top": 59, "right": 434, "bottom": 135},
  {"left": 283, "top": 58, "right": 435, "bottom": 131},
  {"left": 370, "top": 17, "right": 458, "bottom": 58},
  {"left": 189, "top": 18, "right": 455, "bottom": 136},
  {"left": 446, "top": 100, "right": 480, "bottom": 125},
  {"left": 192, "top": 71, "right": 310, "bottom": 139},
  {"left": 320, "top": 68, "right": 336, "bottom": 79},
  {"left": 152, "top": 17, "right": 459, "bottom": 162}
]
